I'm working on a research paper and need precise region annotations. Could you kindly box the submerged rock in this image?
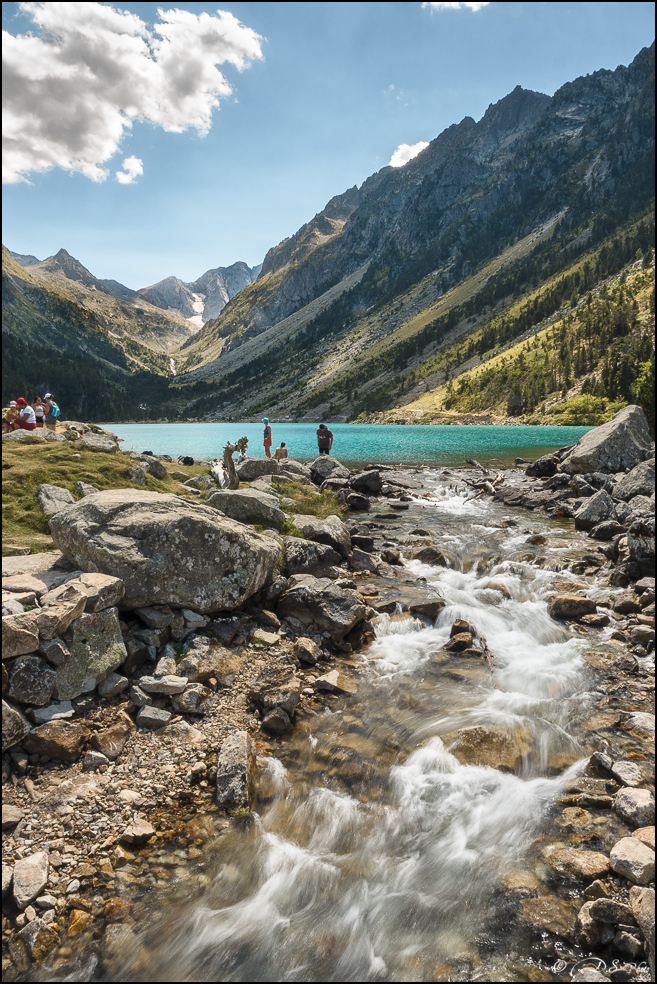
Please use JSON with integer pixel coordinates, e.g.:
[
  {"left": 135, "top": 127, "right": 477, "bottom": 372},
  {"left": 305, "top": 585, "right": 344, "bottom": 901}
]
[
  {"left": 449, "top": 725, "right": 533, "bottom": 773},
  {"left": 49, "top": 489, "right": 281, "bottom": 613}
]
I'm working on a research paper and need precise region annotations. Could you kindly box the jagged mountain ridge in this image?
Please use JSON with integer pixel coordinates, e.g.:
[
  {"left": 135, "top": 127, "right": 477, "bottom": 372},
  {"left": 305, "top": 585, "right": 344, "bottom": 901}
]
[
  {"left": 137, "top": 261, "right": 262, "bottom": 326},
  {"left": 181, "top": 42, "right": 654, "bottom": 389}
]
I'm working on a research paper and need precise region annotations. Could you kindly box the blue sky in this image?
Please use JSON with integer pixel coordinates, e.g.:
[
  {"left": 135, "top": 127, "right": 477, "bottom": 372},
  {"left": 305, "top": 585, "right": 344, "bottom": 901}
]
[{"left": 2, "top": 1, "right": 654, "bottom": 289}]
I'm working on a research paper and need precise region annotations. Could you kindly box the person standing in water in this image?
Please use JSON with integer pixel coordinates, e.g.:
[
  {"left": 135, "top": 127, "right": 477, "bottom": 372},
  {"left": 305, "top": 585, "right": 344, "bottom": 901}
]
[
  {"left": 262, "top": 418, "right": 273, "bottom": 458},
  {"left": 317, "top": 423, "right": 333, "bottom": 455}
]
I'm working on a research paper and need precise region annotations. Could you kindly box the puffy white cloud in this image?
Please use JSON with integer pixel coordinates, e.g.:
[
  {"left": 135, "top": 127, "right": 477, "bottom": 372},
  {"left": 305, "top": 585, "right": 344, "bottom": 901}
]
[
  {"left": 388, "top": 141, "right": 430, "bottom": 168},
  {"left": 115, "top": 155, "right": 143, "bottom": 185},
  {"left": 2, "top": 1, "right": 263, "bottom": 184},
  {"left": 422, "top": 2, "right": 490, "bottom": 10}
]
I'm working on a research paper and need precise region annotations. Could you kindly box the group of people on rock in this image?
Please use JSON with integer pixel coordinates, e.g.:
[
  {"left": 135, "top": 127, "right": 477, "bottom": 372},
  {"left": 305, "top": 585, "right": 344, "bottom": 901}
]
[
  {"left": 261, "top": 417, "right": 334, "bottom": 460},
  {"left": 2, "top": 394, "right": 60, "bottom": 433}
]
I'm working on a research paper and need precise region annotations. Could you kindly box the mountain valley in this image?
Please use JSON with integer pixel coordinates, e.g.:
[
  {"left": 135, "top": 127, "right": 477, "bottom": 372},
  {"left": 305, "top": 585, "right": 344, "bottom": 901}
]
[{"left": 2, "top": 42, "right": 654, "bottom": 429}]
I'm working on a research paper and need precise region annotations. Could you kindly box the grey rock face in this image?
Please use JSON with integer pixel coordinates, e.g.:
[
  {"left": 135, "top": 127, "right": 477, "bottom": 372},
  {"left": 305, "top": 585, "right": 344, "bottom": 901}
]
[
  {"left": 2, "top": 612, "right": 39, "bottom": 658},
  {"left": 309, "top": 456, "right": 350, "bottom": 485},
  {"left": 13, "top": 852, "right": 49, "bottom": 909},
  {"left": 283, "top": 536, "right": 341, "bottom": 576},
  {"left": 614, "top": 788, "right": 655, "bottom": 827},
  {"left": 128, "top": 466, "right": 147, "bottom": 485},
  {"left": 292, "top": 514, "right": 351, "bottom": 558},
  {"left": 55, "top": 608, "right": 127, "bottom": 700},
  {"left": 74, "top": 481, "right": 99, "bottom": 497},
  {"left": 140, "top": 455, "right": 167, "bottom": 479},
  {"left": 235, "top": 458, "right": 280, "bottom": 482},
  {"left": 206, "top": 488, "right": 285, "bottom": 528},
  {"left": 216, "top": 730, "right": 256, "bottom": 810},
  {"left": 609, "top": 837, "right": 655, "bottom": 885},
  {"left": 525, "top": 454, "right": 559, "bottom": 478},
  {"left": 249, "top": 665, "right": 301, "bottom": 716},
  {"left": 2, "top": 699, "right": 31, "bottom": 751},
  {"left": 277, "top": 574, "right": 366, "bottom": 640},
  {"left": 35, "top": 484, "right": 75, "bottom": 516},
  {"left": 573, "top": 489, "right": 615, "bottom": 530},
  {"left": 80, "top": 431, "right": 119, "bottom": 452},
  {"left": 49, "top": 489, "right": 281, "bottom": 613},
  {"left": 7, "top": 656, "right": 57, "bottom": 706},
  {"left": 138, "top": 674, "right": 188, "bottom": 695},
  {"left": 560, "top": 405, "right": 651, "bottom": 474},
  {"left": 350, "top": 470, "right": 383, "bottom": 494},
  {"left": 136, "top": 706, "right": 172, "bottom": 729},
  {"left": 612, "top": 458, "right": 655, "bottom": 501}
]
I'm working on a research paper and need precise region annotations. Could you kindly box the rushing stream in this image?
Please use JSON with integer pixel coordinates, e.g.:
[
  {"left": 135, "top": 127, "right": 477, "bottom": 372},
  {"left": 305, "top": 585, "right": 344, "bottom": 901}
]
[{"left": 48, "top": 476, "right": 626, "bottom": 983}]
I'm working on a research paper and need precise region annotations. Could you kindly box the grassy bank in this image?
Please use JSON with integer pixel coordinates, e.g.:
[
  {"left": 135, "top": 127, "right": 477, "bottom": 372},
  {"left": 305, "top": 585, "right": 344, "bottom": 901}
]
[{"left": 2, "top": 438, "right": 343, "bottom": 555}]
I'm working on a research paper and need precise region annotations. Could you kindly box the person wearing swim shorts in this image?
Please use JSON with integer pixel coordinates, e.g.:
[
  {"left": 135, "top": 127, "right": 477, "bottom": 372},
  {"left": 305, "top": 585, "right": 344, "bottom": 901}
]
[{"left": 262, "top": 417, "right": 272, "bottom": 458}]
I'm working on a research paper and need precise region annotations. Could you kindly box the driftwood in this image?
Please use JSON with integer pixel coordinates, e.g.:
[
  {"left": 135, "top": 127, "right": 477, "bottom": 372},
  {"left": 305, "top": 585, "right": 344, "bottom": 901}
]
[
  {"left": 222, "top": 436, "right": 249, "bottom": 490},
  {"left": 467, "top": 458, "right": 490, "bottom": 474},
  {"left": 464, "top": 470, "right": 506, "bottom": 500}
]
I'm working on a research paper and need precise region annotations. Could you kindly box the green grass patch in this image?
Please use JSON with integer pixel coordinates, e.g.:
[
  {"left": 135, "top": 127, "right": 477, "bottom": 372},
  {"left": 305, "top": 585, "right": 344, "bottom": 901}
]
[
  {"left": 275, "top": 479, "right": 344, "bottom": 521},
  {"left": 1, "top": 439, "right": 210, "bottom": 554}
]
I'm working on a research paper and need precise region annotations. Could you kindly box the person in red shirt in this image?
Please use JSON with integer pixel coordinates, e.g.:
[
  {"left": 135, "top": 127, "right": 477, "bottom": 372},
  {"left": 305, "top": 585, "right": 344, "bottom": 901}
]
[{"left": 13, "top": 398, "right": 37, "bottom": 430}]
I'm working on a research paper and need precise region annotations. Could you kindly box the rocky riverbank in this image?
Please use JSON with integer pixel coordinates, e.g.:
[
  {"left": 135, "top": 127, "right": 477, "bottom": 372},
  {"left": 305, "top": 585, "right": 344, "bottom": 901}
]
[{"left": 2, "top": 406, "right": 654, "bottom": 981}]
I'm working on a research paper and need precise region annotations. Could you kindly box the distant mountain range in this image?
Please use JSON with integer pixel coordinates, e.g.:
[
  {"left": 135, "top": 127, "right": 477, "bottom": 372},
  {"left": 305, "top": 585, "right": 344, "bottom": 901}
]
[
  {"left": 11, "top": 249, "right": 262, "bottom": 328},
  {"left": 3, "top": 42, "right": 654, "bottom": 426}
]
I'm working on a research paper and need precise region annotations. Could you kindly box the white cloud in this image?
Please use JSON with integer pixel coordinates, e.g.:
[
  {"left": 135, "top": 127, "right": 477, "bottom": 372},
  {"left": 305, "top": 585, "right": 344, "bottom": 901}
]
[
  {"left": 388, "top": 141, "right": 430, "bottom": 168},
  {"left": 422, "top": 2, "right": 490, "bottom": 11},
  {"left": 115, "top": 155, "right": 143, "bottom": 184},
  {"left": 2, "top": 1, "right": 263, "bottom": 184}
]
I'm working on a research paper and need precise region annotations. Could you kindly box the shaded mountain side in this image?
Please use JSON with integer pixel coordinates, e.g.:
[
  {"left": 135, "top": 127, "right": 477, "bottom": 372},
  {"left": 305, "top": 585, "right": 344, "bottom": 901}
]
[
  {"left": 11, "top": 248, "right": 197, "bottom": 353},
  {"left": 181, "top": 42, "right": 654, "bottom": 371},
  {"left": 2, "top": 246, "right": 176, "bottom": 420}
]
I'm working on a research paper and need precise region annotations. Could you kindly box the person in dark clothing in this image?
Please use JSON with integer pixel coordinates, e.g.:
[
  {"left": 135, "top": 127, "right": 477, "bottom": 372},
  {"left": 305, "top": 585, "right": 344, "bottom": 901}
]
[{"left": 317, "top": 423, "right": 333, "bottom": 455}]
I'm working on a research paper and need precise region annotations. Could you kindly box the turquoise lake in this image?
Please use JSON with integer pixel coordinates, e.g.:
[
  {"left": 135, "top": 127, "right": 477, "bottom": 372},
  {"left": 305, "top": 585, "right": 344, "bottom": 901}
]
[{"left": 101, "top": 422, "right": 591, "bottom": 467}]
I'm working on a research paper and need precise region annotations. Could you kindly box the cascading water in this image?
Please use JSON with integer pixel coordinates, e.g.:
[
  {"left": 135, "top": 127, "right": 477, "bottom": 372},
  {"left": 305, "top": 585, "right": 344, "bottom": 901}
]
[{"left": 81, "top": 480, "right": 614, "bottom": 982}]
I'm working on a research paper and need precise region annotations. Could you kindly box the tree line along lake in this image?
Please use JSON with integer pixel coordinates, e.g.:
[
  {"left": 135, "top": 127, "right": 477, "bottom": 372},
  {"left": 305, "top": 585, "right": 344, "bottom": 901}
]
[{"left": 100, "top": 422, "right": 593, "bottom": 467}]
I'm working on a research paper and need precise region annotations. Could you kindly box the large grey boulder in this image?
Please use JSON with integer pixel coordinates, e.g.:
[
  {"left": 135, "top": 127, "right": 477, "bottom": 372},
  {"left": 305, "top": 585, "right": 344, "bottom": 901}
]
[
  {"left": 236, "top": 458, "right": 280, "bottom": 482},
  {"left": 206, "top": 488, "right": 285, "bottom": 529},
  {"left": 573, "top": 489, "right": 615, "bottom": 530},
  {"left": 292, "top": 514, "right": 351, "bottom": 558},
  {"left": 309, "top": 456, "right": 350, "bottom": 486},
  {"left": 612, "top": 459, "right": 655, "bottom": 501},
  {"left": 350, "top": 470, "right": 383, "bottom": 494},
  {"left": 36, "top": 485, "right": 75, "bottom": 517},
  {"left": 80, "top": 431, "right": 119, "bottom": 452},
  {"left": 57, "top": 608, "right": 128, "bottom": 700},
  {"left": 216, "top": 730, "right": 256, "bottom": 811},
  {"left": 282, "top": 536, "right": 341, "bottom": 576},
  {"left": 559, "top": 405, "right": 651, "bottom": 474},
  {"left": 277, "top": 574, "right": 366, "bottom": 641},
  {"left": 49, "top": 489, "right": 281, "bottom": 613}
]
